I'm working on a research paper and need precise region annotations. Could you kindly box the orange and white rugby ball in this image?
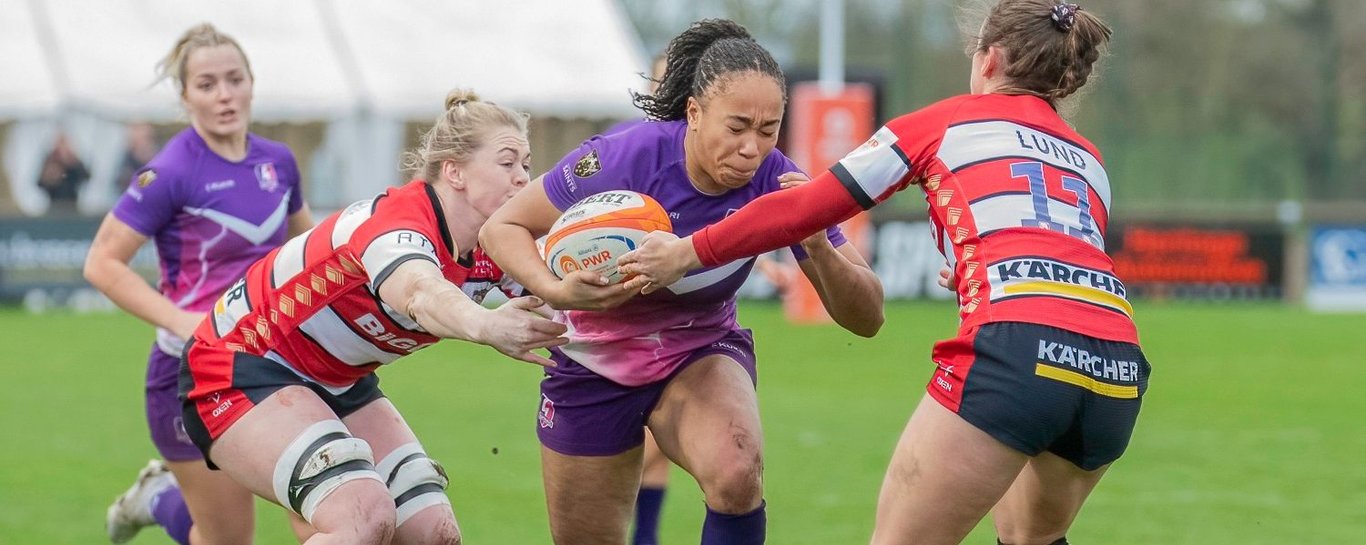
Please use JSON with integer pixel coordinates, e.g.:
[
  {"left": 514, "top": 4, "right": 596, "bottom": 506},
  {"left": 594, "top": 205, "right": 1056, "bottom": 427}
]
[{"left": 544, "top": 191, "right": 672, "bottom": 284}]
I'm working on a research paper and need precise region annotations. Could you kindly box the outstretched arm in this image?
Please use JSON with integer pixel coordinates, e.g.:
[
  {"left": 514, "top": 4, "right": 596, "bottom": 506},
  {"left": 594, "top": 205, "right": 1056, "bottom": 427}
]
[
  {"left": 619, "top": 171, "right": 863, "bottom": 293},
  {"left": 377, "top": 258, "right": 567, "bottom": 367},
  {"left": 695, "top": 171, "right": 864, "bottom": 266},
  {"left": 771, "top": 171, "right": 884, "bottom": 336}
]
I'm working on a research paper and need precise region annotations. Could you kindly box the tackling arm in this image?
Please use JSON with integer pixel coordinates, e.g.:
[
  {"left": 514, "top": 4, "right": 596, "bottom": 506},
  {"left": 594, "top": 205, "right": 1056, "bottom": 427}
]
[
  {"left": 376, "top": 257, "right": 567, "bottom": 367},
  {"left": 693, "top": 171, "right": 864, "bottom": 267},
  {"left": 377, "top": 258, "right": 487, "bottom": 342}
]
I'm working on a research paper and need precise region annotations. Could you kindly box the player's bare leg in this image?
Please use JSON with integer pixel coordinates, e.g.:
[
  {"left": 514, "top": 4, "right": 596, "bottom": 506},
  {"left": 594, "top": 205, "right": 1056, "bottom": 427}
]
[
  {"left": 344, "top": 398, "right": 461, "bottom": 545},
  {"left": 159, "top": 459, "right": 314, "bottom": 545},
  {"left": 640, "top": 429, "right": 670, "bottom": 489},
  {"left": 286, "top": 510, "right": 315, "bottom": 541},
  {"left": 209, "top": 386, "right": 395, "bottom": 544},
  {"left": 542, "top": 445, "right": 643, "bottom": 545},
  {"left": 648, "top": 354, "right": 765, "bottom": 544},
  {"left": 990, "top": 453, "right": 1109, "bottom": 545},
  {"left": 162, "top": 460, "right": 255, "bottom": 545},
  {"left": 869, "top": 395, "right": 1028, "bottom": 545},
  {"left": 633, "top": 429, "right": 670, "bottom": 545}
]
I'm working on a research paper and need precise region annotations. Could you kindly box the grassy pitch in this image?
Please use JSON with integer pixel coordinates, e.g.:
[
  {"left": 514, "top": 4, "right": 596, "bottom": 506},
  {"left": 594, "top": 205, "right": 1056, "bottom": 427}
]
[{"left": 2, "top": 301, "right": 1361, "bottom": 543}]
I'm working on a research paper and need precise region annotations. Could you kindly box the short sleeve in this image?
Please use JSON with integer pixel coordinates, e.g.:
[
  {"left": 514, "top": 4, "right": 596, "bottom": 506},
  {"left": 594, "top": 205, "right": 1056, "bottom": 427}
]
[
  {"left": 828, "top": 98, "right": 958, "bottom": 208},
  {"left": 541, "top": 137, "right": 634, "bottom": 211},
  {"left": 282, "top": 151, "right": 304, "bottom": 215},
  {"left": 358, "top": 229, "right": 440, "bottom": 292},
  {"left": 111, "top": 165, "right": 183, "bottom": 237}
]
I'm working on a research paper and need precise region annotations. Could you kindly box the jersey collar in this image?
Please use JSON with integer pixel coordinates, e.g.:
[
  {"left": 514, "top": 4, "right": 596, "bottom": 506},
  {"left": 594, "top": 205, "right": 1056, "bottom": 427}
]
[{"left": 420, "top": 182, "right": 459, "bottom": 259}]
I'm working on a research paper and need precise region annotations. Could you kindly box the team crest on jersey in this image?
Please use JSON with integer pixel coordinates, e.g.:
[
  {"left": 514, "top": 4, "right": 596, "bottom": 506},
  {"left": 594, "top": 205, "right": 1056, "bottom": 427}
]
[
  {"left": 573, "top": 150, "right": 602, "bottom": 178},
  {"left": 136, "top": 169, "right": 157, "bottom": 188},
  {"left": 538, "top": 395, "right": 556, "bottom": 429},
  {"left": 255, "top": 162, "right": 280, "bottom": 192}
]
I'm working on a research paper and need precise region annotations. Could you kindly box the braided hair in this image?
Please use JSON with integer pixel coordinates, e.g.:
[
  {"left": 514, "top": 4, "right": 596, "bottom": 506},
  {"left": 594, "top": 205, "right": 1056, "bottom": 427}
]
[
  {"left": 974, "top": 0, "right": 1112, "bottom": 105},
  {"left": 632, "top": 19, "right": 786, "bottom": 121}
]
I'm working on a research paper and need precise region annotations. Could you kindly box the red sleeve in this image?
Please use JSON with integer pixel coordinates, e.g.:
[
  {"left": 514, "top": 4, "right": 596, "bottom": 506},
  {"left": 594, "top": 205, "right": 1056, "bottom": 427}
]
[
  {"left": 692, "top": 96, "right": 968, "bottom": 267},
  {"left": 692, "top": 171, "right": 862, "bottom": 266}
]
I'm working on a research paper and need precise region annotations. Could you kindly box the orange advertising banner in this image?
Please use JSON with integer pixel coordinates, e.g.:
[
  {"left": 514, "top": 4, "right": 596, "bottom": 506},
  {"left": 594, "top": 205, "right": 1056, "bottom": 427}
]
[{"left": 783, "top": 82, "right": 876, "bottom": 323}]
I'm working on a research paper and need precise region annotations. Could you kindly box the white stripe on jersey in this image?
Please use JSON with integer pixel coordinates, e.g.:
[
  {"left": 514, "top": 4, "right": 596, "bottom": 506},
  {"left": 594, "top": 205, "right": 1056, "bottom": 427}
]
[
  {"left": 271, "top": 233, "right": 309, "bottom": 288},
  {"left": 969, "top": 194, "right": 1105, "bottom": 250},
  {"left": 668, "top": 258, "right": 754, "bottom": 295},
  {"left": 332, "top": 198, "right": 376, "bottom": 250},
  {"left": 333, "top": 199, "right": 413, "bottom": 327},
  {"left": 298, "top": 306, "right": 404, "bottom": 367},
  {"left": 360, "top": 230, "right": 439, "bottom": 290},
  {"left": 182, "top": 189, "right": 292, "bottom": 246},
  {"left": 837, "top": 126, "right": 910, "bottom": 202},
  {"left": 211, "top": 278, "right": 251, "bottom": 338},
  {"left": 937, "top": 121, "right": 1112, "bottom": 212}
]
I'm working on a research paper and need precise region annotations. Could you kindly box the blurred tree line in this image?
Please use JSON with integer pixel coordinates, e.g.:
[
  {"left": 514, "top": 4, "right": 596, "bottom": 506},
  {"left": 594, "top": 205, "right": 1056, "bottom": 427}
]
[{"left": 619, "top": 0, "right": 1364, "bottom": 214}]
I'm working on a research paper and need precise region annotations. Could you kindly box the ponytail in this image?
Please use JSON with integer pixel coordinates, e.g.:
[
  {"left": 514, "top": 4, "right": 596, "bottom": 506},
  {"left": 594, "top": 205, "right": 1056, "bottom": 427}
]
[
  {"left": 632, "top": 19, "right": 785, "bottom": 121},
  {"left": 972, "top": 0, "right": 1112, "bottom": 106}
]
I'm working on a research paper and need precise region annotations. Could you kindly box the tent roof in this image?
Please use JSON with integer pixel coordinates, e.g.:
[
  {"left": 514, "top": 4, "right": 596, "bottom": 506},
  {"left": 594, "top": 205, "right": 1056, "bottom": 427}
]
[
  {"left": 0, "top": 0, "right": 60, "bottom": 118},
  {"left": 333, "top": 1, "right": 648, "bottom": 119},
  {"left": 1, "top": 0, "right": 647, "bottom": 121}
]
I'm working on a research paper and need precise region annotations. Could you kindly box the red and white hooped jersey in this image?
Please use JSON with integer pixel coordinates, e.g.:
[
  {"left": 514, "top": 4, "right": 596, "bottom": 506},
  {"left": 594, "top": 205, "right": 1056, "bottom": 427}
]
[
  {"left": 833, "top": 94, "right": 1136, "bottom": 343},
  {"left": 191, "top": 181, "right": 522, "bottom": 388}
]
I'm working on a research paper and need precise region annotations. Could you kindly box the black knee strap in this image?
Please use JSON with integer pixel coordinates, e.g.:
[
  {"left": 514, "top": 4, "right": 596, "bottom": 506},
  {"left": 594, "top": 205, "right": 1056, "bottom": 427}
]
[{"left": 997, "top": 538, "right": 1068, "bottom": 545}]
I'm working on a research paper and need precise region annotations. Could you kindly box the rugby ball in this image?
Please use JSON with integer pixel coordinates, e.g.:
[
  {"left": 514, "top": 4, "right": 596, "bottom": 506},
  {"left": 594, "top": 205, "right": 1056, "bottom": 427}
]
[{"left": 544, "top": 191, "right": 673, "bottom": 284}]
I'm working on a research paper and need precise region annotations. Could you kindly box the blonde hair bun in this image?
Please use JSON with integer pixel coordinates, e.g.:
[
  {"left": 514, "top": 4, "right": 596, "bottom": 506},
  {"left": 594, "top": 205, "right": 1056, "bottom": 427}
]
[
  {"left": 445, "top": 89, "right": 481, "bottom": 111},
  {"left": 400, "top": 88, "right": 529, "bottom": 181},
  {"left": 157, "top": 23, "right": 252, "bottom": 94}
]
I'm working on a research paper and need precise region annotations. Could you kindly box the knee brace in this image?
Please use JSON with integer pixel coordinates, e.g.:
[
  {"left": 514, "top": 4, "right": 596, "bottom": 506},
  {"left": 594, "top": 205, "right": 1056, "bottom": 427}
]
[
  {"left": 272, "top": 420, "right": 382, "bottom": 523},
  {"left": 376, "top": 442, "right": 451, "bottom": 526}
]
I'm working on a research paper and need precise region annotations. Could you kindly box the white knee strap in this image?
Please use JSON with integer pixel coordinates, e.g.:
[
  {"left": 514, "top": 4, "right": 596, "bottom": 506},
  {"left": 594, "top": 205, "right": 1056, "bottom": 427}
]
[
  {"left": 272, "top": 420, "right": 382, "bottom": 523},
  {"left": 376, "top": 442, "right": 451, "bottom": 526}
]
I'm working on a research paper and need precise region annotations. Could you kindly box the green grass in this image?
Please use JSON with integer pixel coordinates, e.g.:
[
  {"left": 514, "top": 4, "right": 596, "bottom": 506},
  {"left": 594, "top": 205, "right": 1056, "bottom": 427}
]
[{"left": 2, "top": 301, "right": 1363, "bottom": 543}]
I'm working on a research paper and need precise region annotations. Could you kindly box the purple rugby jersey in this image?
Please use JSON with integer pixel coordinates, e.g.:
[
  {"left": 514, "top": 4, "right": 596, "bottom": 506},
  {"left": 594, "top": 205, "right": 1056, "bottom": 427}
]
[
  {"left": 542, "top": 120, "right": 845, "bottom": 386},
  {"left": 112, "top": 127, "right": 302, "bottom": 357}
]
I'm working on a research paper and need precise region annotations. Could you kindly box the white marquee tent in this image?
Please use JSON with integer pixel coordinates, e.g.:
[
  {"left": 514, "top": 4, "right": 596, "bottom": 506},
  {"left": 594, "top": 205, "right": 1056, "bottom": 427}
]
[{"left": 1, "top": 0, "right": 648, "bottom": 214}]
